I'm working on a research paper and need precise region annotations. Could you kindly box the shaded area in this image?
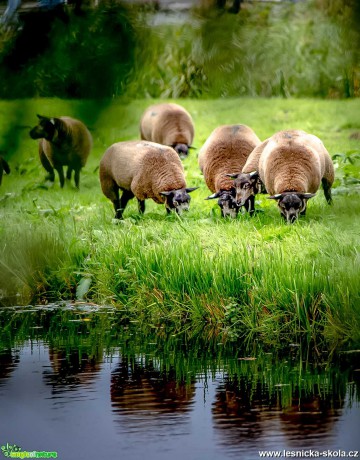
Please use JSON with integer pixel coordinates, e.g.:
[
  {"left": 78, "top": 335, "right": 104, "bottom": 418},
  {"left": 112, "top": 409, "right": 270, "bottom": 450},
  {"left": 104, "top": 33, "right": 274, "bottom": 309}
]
[{"left": 0, "top": 2, "right": 136, "bottom": 98}]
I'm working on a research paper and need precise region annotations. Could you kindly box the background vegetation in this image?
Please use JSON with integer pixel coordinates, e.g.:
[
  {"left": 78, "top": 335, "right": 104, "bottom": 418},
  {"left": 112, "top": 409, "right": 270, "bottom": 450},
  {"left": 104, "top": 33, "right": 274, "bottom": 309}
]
[
  {"left": 0, "top": 97, "right": 360, "bottom": 349},
  {"left": 0, "top": 0, "right": 359, "bottom": 99}
]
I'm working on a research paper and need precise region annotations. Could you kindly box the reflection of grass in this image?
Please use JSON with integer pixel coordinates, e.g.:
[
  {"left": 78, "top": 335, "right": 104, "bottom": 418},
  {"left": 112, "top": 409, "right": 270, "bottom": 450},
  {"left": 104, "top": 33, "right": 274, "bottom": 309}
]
[
  {"left": 1, "top": 98, "right": 360, "bottom": 347},
  {"left": 0, "top": 307, "right": 358, "bottom": 410}
]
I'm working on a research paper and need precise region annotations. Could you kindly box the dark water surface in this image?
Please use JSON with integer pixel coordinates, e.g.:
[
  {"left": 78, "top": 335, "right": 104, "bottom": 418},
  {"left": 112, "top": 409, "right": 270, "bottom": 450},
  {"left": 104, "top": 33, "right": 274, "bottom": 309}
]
[{"left": 0, "top": 304, "right": 359, "bottom": 460}]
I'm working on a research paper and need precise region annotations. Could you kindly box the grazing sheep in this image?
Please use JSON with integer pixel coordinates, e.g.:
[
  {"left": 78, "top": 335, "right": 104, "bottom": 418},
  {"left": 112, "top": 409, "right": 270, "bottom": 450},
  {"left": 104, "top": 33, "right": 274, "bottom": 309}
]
[
  {"left": 99, "top": 140, "right": 198, "bottom": 219},
  {"left": 140, "top": 103, "right": 195, "bottom": 159},
  {"left": 198, "top": 124, "right": 261, "bottom": 217},
  {"left": 29, "top": 115, "right": 92, "bottom": 189},
  {"left": 242, "top": 130, "right": 334, "bottom": 223},
  {"left": 0, "top": 156, "right": 10, "bottom": 186}
]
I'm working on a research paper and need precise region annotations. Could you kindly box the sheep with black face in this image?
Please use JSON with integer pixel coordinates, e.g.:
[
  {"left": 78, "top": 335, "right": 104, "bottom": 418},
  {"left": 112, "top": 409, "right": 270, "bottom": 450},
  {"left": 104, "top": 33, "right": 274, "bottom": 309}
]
[
  {"left": 29, "top": 115, "right": 92, "bottom": 189},
  {"left": 242, "top": 130, "right": 334, "bottom": 223},
  {"left": 198, "top": 124, "right": 261, "bottom": 217},
  {"left": 99, "top": 140, "right": 198, "bottom": 219},
  {"left": 140, "top": 103, "right": 195, "bottom": 159}
]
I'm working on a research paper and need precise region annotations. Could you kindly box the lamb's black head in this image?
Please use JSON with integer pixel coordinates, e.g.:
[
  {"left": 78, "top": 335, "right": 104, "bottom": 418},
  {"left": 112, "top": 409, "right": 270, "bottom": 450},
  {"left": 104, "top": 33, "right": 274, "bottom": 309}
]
[
  {"left": 29, "top": 115, "right": 56, "bottom": 141},
  {"left": 206, "top": 189, "right": 240, "bottom": 218},
  {"left": 225, "top": 171, "right": 261, "bottom": 206},
  {"left": 268, "top": 192, "right": 316, "bottom": 223},
  {"left": 160, "top": 187, "right": 198, "bottom": 215}
]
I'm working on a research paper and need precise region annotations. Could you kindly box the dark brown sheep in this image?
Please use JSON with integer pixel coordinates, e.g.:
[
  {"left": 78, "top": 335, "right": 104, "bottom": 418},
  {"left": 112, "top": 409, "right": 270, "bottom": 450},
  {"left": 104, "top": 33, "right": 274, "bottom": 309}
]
[{"left": 29, "top": 115, "right": 92, "bottom": 189}]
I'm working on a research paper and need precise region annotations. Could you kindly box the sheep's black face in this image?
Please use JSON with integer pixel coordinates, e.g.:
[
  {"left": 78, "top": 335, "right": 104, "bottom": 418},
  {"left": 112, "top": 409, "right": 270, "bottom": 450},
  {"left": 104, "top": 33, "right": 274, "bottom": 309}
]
[
  {"left": 160, "top": 187, "right": 198, "bottom": 215},
  {"left": 29, "top": 115, "right": 56, "bottom": 141},
  {"left": 226, "top": 172, "right": 261, "bottom": 206},
  {"left": 173, "top": 144, "right": 189, "bottom": 159},
  {"left": 206, "top": 189, "right": 240, "bottom": 218},
  {"left": 268, "top": 192, "right": 316, "bottom": 223}
]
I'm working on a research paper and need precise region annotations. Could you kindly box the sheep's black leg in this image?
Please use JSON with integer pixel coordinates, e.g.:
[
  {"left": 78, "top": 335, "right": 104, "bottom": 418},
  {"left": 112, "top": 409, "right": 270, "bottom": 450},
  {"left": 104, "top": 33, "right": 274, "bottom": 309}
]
[
  {"left": 137, "top": 199, "right": 145, "bottom": 214},
  {"left": 39, "top": 148, "right": 55, "bottom": 182},
  {"left": 322, "top": 178, "right": 333, "bottom": 204},
  {"left": 245, "top": 195, "right": 255, "bottom": 215},
  {"left": 114, "top": 190, "right": 134, "bottom": 219},
  {"left": 74, "top": 169, "right": 81, "bottom": 189},
  {"left": 66, "top": 167, "right": 73, "bottom": 181},
  {"left": 56, "top": 166, "right": 65, "bottom": 188}
]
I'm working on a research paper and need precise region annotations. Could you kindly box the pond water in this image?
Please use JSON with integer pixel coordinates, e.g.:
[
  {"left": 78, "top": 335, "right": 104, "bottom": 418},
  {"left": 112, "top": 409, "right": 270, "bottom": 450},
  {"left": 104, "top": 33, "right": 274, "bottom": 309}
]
[{"left": 0, "top": 304, "right": 359, "bottom": 460}]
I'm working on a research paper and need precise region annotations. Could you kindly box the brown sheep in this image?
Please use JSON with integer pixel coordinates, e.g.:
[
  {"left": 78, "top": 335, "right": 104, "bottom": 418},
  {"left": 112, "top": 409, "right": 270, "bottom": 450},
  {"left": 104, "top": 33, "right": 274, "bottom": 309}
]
[
  {"left": 29, "top": 115, "right": 92, "bottom": 189},
  {"left": 242, "top": 129, "right": 334, "bottom": 222},
  {"left": 140, "top": 103, "right": 195, "bottom": 158},
  {"left": 198, "top": 124, "right": 261, "bottom": 217},
  {"left": 99, "top": 140, "right": 198, "bottom": 219},
  {"left": 0, "top": 156, "right": 10, "bottom": 186}
]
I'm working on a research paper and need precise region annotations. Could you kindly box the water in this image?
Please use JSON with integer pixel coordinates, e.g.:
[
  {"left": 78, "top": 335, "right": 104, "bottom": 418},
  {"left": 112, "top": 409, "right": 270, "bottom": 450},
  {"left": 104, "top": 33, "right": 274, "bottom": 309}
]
[{"left": 0, "top": 304, "right": 359, "bottom": 460}]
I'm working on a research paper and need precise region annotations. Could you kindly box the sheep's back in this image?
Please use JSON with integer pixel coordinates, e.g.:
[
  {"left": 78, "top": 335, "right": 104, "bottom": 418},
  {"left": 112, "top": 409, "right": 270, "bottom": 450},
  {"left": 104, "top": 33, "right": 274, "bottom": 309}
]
[
  {"left": 260, "top": 136, "right": 323, "bottom": 195},
  {"left": 100, "top": 141, "right": 144, "bottom": 191},
  {"left": 43, "top": 117, "right": 92, "bottom": 167},
  {"left": 140, "top": 103, "right": 194, "bottom": 146},
  {"left": 132, "top": 143, "right": 186, "bottom": 202},
  {"left": 200, "top": 125, "right": 260, "bottom": 192}
]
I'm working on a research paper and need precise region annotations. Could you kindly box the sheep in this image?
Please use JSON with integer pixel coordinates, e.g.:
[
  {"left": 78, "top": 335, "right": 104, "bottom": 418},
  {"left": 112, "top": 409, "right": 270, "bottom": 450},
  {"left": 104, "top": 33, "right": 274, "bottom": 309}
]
[
  {"left": 0, "top": 156, "right": 10, "bottom": 186},
  {"left": 242, "top": 129, "right": 334, "bottom": 223},
  {"left": 198, "top": 124, "right": 261, "bottom": 217},
  {"left": 29, "top": 115, "right": 92, "bottom": 189},
  {"left": 99, "top": 140, "right": 198, "bottom": 219},
  {"left": 140, "top": 103, "right": 195, "bottom": 159}
]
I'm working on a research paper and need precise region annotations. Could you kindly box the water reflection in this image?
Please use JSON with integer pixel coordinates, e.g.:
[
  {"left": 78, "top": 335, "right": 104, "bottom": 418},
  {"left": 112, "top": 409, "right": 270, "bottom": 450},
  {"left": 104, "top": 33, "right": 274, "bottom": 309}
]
[
  {"left": 0, "top": 349, "right": 19, "bottom": 386},
  {"left": 211, "top": 363, "right": 357, "bottom": 454},
  {"left": 111, "top": 357, "right": 195, "bottom": 414},
  {"left": 43, "top": 347, "right": 103, "bottom": 391},
  {"left": 0, "top": 305, "right": 359, "bottom": 459}
]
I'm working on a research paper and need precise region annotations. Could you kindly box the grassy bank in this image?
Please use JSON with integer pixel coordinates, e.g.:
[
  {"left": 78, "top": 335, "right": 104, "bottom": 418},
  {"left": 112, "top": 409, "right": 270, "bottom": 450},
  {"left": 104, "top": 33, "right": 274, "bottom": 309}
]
[{"left": 1, "top": 97, "right": 360, "bottom": 347}]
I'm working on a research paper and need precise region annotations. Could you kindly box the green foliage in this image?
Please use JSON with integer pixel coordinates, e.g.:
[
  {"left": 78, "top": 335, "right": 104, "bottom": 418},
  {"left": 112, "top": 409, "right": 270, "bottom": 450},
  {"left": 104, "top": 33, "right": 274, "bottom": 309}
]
[
  {"left": 0, "top": 3, "right": 136, "bottom": 98},
  {"left": 0, "top": 0, "right": 359, "bottom": 98}
]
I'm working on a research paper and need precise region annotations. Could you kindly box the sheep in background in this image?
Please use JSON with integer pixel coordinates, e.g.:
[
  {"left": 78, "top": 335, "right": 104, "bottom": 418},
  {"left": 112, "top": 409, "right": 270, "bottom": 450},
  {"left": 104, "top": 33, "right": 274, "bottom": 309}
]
[
  {"left": 140, "top": 103, "right": 195, "bottom": 159},
  {"left": 29, "top": 115, "right": 92, "bottom": 189},
  {"left": 242, "top": 129, "right": 334, "bottom": 223},
  {"left": 198, "top": 124, "right": 261, "bottom": 217},
  {"left": 0, "top": 156, "right": 10, "bottom": 186},
  {"left": 99, "top": 140, "right": 198, "bottom": 219}
]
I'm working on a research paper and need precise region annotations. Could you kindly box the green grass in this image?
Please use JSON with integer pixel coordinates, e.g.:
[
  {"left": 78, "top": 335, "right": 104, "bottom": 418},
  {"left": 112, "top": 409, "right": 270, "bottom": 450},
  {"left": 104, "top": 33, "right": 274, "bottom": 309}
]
[{"left": 1, "top": 97, "right": 360, "bottom": 348}]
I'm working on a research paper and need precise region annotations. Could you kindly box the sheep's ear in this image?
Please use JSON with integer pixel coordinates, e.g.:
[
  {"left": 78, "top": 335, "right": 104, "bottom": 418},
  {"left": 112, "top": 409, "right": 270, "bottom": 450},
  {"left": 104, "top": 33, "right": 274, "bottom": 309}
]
[
  {"left": 185, "top": 187, "right": 199, "bottom": 193},
  {"left": 205, "top": 192, "right": 220, "bottom": 200},
  {"left": 188, "top": 146, "right": 197, "bottom": 150},
  {"left": 49, "top": 118, "right": 56, "bottom": 126},
  {"left": 225, "top": 173, "right": 240, "bottom": 179},
  {"left": 249, "top": 171, "right": 259, "bottom": 179},
  {"left": 301, "top": 193, "right": 316, "bottom": 200},
  {"left": 37, "top": 114, "right": 48, "bottom": 120},
  {"left": 160, "top": 191, "right": 173, "bottom": 197},
  {"left": 268, "top": 194, "right": 283, "bottom": 200}
]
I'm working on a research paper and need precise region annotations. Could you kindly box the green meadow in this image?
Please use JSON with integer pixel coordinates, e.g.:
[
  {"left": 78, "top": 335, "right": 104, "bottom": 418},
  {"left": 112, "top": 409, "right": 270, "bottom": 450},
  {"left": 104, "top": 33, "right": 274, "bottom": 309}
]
[{"left": 1, "top": 97, "right": 360, "bottom": 348}]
